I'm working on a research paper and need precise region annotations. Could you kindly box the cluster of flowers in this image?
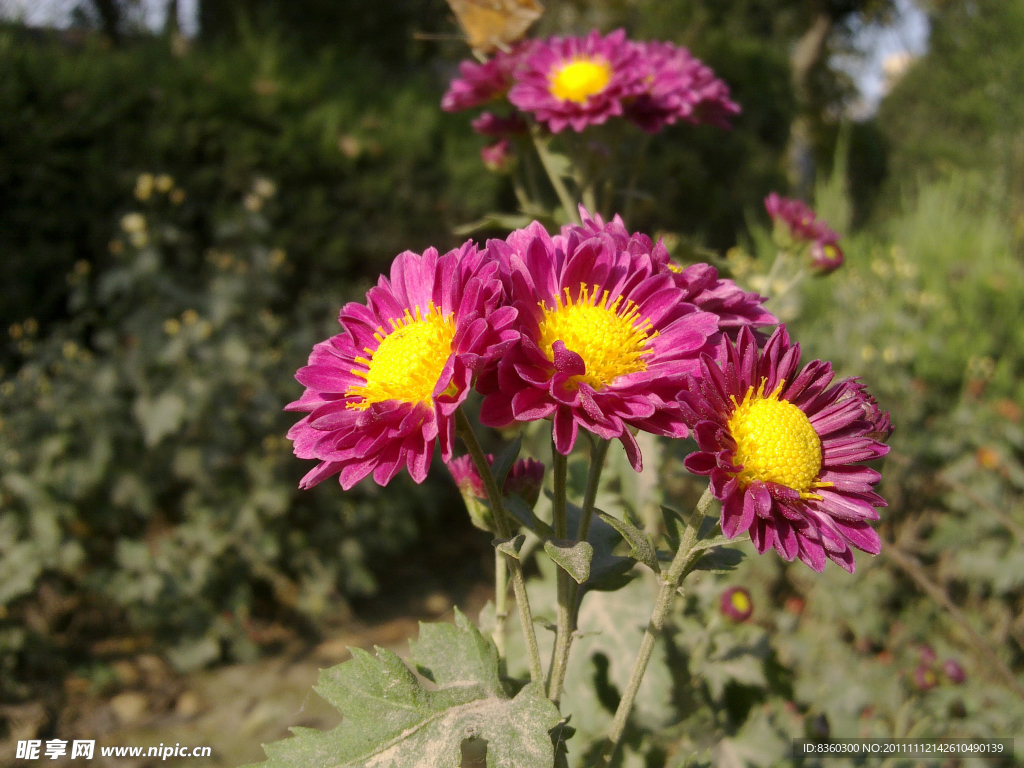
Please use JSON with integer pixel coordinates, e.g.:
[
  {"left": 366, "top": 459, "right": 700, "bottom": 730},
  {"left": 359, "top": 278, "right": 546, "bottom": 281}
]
[
  {"left": 442, "top": 30, "right": 739, "bottom": 166},
  {"left": 288, "top": 207, "right": 891, "bottom": 573},
  {"left": 765, "top": 192, "right": 845, "bottom": 275},
  {"left": 913, "top": 644, "right": 966, "bottom": 690}
]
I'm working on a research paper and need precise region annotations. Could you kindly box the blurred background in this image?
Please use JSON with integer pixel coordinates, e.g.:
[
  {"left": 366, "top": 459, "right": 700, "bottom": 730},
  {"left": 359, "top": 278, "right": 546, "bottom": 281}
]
[{"left": 0, "top": 0, "right": 1021, "bottom": 765}]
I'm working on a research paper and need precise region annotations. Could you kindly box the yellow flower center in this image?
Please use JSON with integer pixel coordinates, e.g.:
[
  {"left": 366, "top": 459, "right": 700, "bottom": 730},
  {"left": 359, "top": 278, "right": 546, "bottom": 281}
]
[
  {"left": 550, "top": 59, "right": 612, "bottom": 103},
  {"left": 727, "top": 382, "right": 825, "bottom": 497},
  {"left": 538, "top": 284, "right": 655, "bottom": 390},
  {"left": 347, "top": 304, "right": 456, "bottom": 409},
  {"left": 730, "top": 590, "right": 751, "bottom": 613}
]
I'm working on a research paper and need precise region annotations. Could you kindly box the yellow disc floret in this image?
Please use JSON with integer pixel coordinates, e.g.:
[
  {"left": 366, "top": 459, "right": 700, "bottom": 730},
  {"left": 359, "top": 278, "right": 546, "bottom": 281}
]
[
  {"left": 550, "top": 59, "right": 613, "bottom": 103},
  {"left": 538, "top": 284, "right": 655, "bottom": 390},
  {"left": 730, "top": 590, "right": 752, "bottom": 613},
  {"left": 727, "top": 381, "right": 825, "bottom": 497},
  {"left": 347, "top": 303, "right": 456, "bottom": 409}
]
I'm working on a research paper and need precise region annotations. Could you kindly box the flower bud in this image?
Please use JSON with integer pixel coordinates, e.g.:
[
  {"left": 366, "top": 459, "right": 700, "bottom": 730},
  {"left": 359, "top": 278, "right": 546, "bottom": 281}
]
[
  {"left": 942, "top": 659, "right": 966, "bottom": 685},
  {"left": 503, "top": 457, "right": 545, "bottom": 508},
  {"left": 446, "top": 454, "right": 546, "bottom": 532},
  {"left": 446, "top": 454, "right": 494, "bottom": 532},
  {"left": 917, "top": 643, "right": 937, "bottom": 664},
  {"left": 481, "top": 139, "right": 513, "bottom": 173},
  {"left": 719, "top": 586, "right": 753, "bottom": 622},
  {"left": 471, "top": 111, "right": 528, "bottom": 137}
]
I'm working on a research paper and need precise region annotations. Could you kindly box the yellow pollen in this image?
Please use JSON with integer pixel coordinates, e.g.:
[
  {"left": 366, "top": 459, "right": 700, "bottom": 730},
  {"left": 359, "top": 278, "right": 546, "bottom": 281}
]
[
  {"left": 730, "top": 591, "right": 751, "bottom": 613},
  {"left": 346, "top": 303, "right": 455, "bottom": 409},
  {"left": 727, "top": 381, "right": 826, "bottom": 498},
  {"left": 537, "top": 284, "right": 655, "bottom": 390},
  {"left": 550, "top": 58, "right": 613, "bottom": 103}
]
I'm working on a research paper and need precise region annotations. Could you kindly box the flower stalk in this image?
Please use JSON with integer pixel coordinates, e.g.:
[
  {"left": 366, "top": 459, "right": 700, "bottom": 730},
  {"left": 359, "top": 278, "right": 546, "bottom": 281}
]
[
  {"left": 547, "top": 446, "right": 572, "bottom": 703},
  {"left": 548, "top": 437, "right": 611, "bottom": 704},
  {"left": 493, "top": 546, "right": 508, "bottom": 662},
  {"left": 591, "top": 486, "right": 715, "bottom": 768},
  {"left": 455, "top": 409, "right": 544, "bottom": 683},
  {"left": 531, "top": 125, "right": 582, "bottom": 225}
]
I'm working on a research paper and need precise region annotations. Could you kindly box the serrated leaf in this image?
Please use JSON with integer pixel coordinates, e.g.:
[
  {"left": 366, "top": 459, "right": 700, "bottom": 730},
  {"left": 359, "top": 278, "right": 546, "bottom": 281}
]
[
  {"left": 596, "top": 511, "right": 660, "bottom": 573},
  {"left": 249, "top": 609, "right": 561, "bottom": 768},
  {"left": 494, "top": 534, "right": 526, "bottom": 561},
  {"left": 491, "top": 436, "right": 522, "bottom": 492},
  {"left": 543, "top": 539, "right": 594, "bottom": 584}
]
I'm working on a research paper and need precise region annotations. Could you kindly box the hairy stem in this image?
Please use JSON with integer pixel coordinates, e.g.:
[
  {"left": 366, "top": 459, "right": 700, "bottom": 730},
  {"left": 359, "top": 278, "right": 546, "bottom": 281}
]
[
  {"left": 547, "top": 447, "right": 572, "bottom": 703},
  {"left": 531, "top": 126, "right": 581, "bottom": 225},
  {"left": 577, "top": 438, "right": 611, "bottom": 543},
  {"left": 592, "top": 487, "right": 715, "bottom": 768},
  {"left": 493, "top": 547, "right": 508, "bottom": 662},
  {"left": 455, "top": 410, "right": 543, "bottom": 682}
]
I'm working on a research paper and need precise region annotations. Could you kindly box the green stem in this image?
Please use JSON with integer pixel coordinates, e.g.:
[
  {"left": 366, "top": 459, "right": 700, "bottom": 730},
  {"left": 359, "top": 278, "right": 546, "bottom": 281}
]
[
  {"left": 531, "top": 126, "right": 581, "bottom": 225},
  {"left": 622, "top": 135, "right": 651, "bottom": 229},
  {"left": 547, "top": 446, "right": 571, "bottom": 703},
  {"left": 591, "top": 487, "right": 715, "bottom": 768},
  {"left": 576, "top": 438, "right": 611, "bottom": 543},
  {"left": 550, "top": 437, "right": 612, "bottom": 705},
  {"left": 493, "top": 547, "right": 508, "bottom": 663},
  {"left": 455, "top": 410, "right": 543, "bottom": 683}
]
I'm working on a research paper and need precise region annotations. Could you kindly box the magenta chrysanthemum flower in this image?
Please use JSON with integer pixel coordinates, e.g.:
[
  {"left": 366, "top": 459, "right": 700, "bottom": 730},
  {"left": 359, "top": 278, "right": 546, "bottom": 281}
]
[
  {"left": 719, "top": 586, "right": 753, "bottom": 622},
  {"left": 668, "top": 263, "right": 776, "bottom": 333},
  {"left": 678, "top": 326, "right": 890, "bottom": 573},
  {"left": 625, "top": 41, "right": 740, "bottom": 133},
  {"left": 507, "top": 29, "right": 647, "bottom": 133},
  {"left": 442, "top": 46, "right": 528, "bottom": 112},
  {"left": 286, "top": 243, "right": 518, "bottom": 490},
  {"left": 809, "top": 238, "right": 844, "bottom": 275},
  {"left": 838, "top": 380, "right": 893, "bottom": 442},
  {"left": 478, "top": 218, "right": 718, "bottom": 469},
  {"left": 565, "top": 207, "right": 776, "bottom": 334},
  {"left": 764, "top": 192, "right": 841, "bottom": 244}
]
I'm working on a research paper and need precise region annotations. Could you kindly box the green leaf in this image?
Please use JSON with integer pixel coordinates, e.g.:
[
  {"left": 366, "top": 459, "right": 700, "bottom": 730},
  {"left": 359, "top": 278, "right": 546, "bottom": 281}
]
[
  {"left": 494, "top": 534, "right": 526, "bottom": 561},
  {"left": 453, "top": 213, "right": 536, "bottom": 236},
  {"left": 249, "top": 609, "right": 561, "bottom": 768},
  {"left": 564, "top": 501, "right": 635, "bottom": 594},
  {"left": 596, "top": 511, "right": 660, "bottom": 573},
  {"left": 543, "top": 539, "right": 594, "bottom": 584},
  {"left": 491, "top": 436, "right": 522, "bottom": 492},
  {"left": 661, "top": 505, "right": 688, "bottom": 552},
  {"left": 690, "top": 546, "right": 746, "bottom": 573},
  {"left": 506, "top": 494, "right": 554, "bottom": 537}
]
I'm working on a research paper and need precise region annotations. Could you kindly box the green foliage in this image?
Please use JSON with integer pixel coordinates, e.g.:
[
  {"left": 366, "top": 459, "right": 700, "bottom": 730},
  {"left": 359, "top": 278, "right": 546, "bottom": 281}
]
[{"left": 250, "top": 609, "right": 561, "bottom": 768}]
